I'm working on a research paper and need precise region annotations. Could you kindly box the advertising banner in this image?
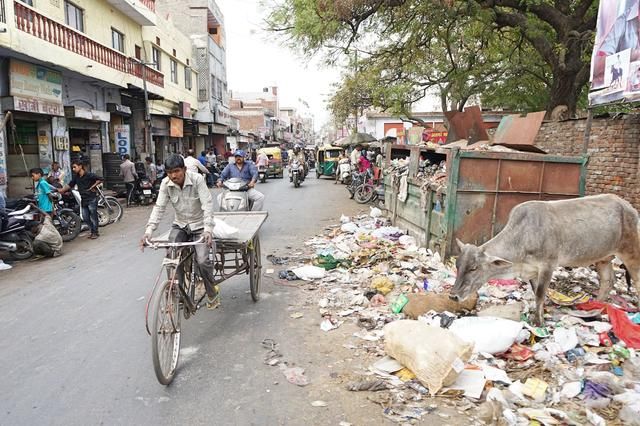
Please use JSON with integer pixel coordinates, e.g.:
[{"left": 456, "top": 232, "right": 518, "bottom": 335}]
[
  {"left": 10, "top": 59, "right": 64, "bottom": 115},
  {"left": 589, "top": 0, "right": 640, "bottom": 105},
  {"left": 114, "top": 124, "right": 131, "bottom": 157}
]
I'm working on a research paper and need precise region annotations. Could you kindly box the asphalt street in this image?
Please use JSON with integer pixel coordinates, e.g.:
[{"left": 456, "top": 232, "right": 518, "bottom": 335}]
[{"left": 0, "top": 171, "right": 366, "bottom": 425}]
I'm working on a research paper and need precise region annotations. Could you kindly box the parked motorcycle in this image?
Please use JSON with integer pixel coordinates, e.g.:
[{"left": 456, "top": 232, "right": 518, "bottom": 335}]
[
  {"left": 289, "top": 160, "right": 304, "bottom": 188},
  {"left": 61, "top": 190, "right": 111, "bottom": 228},
  {"left": 49, "top": 193, "right": 82, "bottom": 242},
  {"left": 258, "top": 165, "right": 268, "bottom": 183},
  {"left": 218, "top": 178, "right": 251, "bottom": 212},
  {"left": 0, "top": 201, "right": 35, "bottom": 260}
]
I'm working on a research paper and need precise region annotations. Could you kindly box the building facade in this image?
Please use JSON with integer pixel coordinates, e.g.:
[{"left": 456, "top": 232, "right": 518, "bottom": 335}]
[
  {"left": 0, "top": 0, "right": 199, "bottom": 197},
  {"left": 155, "top": 0, "right": 230, "bottom": 156}
]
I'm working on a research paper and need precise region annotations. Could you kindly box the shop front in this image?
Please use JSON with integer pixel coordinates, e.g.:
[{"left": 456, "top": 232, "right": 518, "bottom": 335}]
[
  {"left": 65, "top": 106, "right": 110, "bottom": 176},
  {"left": 0, "top": 59, "right": 63, "bottom": 197},
  {"left": 151, "top": 115, "right": 185, "bottom": 162}
]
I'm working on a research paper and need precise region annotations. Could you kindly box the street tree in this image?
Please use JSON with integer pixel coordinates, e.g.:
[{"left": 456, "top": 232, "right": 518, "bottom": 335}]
[{"left": 265, "top": 0, "right": 597, "bottom": 116}]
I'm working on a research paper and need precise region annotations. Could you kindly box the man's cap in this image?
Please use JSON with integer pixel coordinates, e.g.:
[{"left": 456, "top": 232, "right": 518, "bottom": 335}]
[{"left": 234, "top": 149, "right": 246, "bottom": 157}]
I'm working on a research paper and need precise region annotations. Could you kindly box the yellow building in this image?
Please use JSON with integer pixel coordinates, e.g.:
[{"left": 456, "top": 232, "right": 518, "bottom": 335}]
[{"left": 0, "top": 0, "right": 201, "bottom": 196}]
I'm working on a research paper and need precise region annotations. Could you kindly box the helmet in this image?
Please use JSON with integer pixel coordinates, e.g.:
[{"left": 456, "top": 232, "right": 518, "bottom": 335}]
[
  {"left": 234, "top": 149, "right": 246, "bottom": 157},
  {"left": 294, "top": 144, "right": 301, "bottom": 152}
]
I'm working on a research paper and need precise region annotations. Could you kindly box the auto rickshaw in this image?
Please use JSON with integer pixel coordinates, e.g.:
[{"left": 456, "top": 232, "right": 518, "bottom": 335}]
[
  {"left": 258, "top": 145, "right": 284, "bottom": 178},
  {"left": 315, "top": 145, "right": 344, "bottom": 178}
]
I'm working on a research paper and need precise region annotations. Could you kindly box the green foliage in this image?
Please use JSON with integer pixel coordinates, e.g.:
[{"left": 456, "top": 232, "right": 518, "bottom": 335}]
[{"left": 265, "top": 0, "right": 597, "bottom": 118}]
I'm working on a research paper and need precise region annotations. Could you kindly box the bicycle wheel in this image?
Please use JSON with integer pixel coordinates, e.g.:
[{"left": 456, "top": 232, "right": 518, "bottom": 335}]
[
  {"left": 249, "top": 236, "right": 262, "bottom": 302},
  {"left": 355, "top": 184, "right": 375, "bottom": 204},
  {"left": 103, "top": 196, "right": 123, "bottom": 223},
  {"left": 150, "top": 279, "right": 182, "bottom": 385}
]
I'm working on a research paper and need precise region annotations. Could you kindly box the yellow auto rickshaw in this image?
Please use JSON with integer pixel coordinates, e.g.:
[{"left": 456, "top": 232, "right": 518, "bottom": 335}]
[
  {"left": 315, "top": 145, "right": 344, "bottom": 178},
  {"left": 258, "top": 146, "right": 284, "bottom": 178}
]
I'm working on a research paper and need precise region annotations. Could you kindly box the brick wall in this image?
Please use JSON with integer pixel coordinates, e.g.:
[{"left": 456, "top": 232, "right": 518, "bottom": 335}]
[{"left": 534, "top": 115, "right": 640, "bottom": 209}]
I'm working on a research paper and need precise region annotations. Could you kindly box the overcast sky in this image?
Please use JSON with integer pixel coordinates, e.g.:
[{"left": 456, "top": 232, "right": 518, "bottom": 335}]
[{"left": 217, "top": 0, "right": 339, "bottom": 130}]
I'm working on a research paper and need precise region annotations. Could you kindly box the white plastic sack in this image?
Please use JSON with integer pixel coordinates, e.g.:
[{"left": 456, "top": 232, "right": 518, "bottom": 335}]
[
  {"left": 383, "top": 320, "right": 473, "bottom": 395},
  {"left": 212, "top": 218, "right": 239, "bottom": 239},
  {"left": 292, "top": 265, "right": 326, "bottom": 281},
  {"left": 369, "top": 207, "right": 383, "bottom": 218},
  {"left": 341, "top": 222, "right": 359, "bottom": 233},
  {"left": 449, "top": 316, "right": 524, "bottom": 355},
  {"left": 340, "top": 214, "right": 351, "bottom": 224}
]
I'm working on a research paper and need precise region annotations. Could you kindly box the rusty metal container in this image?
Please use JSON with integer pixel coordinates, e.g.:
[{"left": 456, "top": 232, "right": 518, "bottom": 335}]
[{"left": 384, "top": 146, "right": 587, "bottom": 257}]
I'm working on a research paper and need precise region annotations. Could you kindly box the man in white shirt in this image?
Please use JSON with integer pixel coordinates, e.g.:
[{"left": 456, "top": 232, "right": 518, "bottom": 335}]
[{"left": 184, "top": 149, "right": 211, "bottom": 176}]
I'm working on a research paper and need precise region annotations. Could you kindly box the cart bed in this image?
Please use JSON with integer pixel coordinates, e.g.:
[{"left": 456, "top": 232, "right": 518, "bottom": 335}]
[{"left": 213, "top": 211, "right": 268, "bottom": 244}]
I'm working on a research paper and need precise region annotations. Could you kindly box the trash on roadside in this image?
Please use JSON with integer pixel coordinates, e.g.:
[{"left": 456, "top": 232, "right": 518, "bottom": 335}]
[
  {"left": 449, "top": 316, "right": 524, "bottom": 354},
  {"left": 320, "top": 317, "right": 341, "bottom": 332},
  {"left": 310, "top": 400, "right": 328, "bottom": 407},
  {"left": 370, "top": 294, "right": 387, "bottom": 306},
  {"left": 477, "top": 302, "right": 523, "bottom": 321},
  {"left": 278, "top": 270, "right": 299, "bottom": 280},
  {"left": 521, "top": 377, "right": 548, "bottom": 402},
  {"left": 390, "top": 293, "right": 409, "bottom": 314},
  {"left": 371, "top": 276, "right": 394, "bottom": 295},
  {"left": 384, "top": 320, "right": 473, "bottom": 395},
  {"left": 282, "top": 366, "right": 309, "bottom": 387},
  {"left": 347, "top": 379, "right": 388, "bottom": 392},
  {"left": 292, "top": 265, "right": 327, "bottom": 281}
]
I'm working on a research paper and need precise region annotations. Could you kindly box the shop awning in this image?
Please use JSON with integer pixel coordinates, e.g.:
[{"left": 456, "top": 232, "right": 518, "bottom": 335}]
[{"left": 64, "top": 106, "right": 110, "bottom": 122}]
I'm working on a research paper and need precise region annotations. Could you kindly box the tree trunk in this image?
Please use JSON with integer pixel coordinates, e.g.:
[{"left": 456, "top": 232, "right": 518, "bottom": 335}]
[{"left": 546, "top": 69, "right": 580, "bottom": 117}]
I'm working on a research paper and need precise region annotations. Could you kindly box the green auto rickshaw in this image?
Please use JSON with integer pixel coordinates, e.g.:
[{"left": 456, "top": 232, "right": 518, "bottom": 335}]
[{"left": 315, "top": 145, "right": 344, "bottom": 178}]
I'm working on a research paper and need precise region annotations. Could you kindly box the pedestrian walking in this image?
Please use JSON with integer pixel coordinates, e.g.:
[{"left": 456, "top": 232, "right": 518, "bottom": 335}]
[
  {"left": 145, "top": 157, "right": 157, "bottom": 185},
  {"left": 184, "top": 149, "right": 211, "bottom": 175},
  {"left": 58, "top": 160, "right": 103, "bottom": 239},
  {"left": 119, "top": 154, "right": 138, "bottom": 206}
]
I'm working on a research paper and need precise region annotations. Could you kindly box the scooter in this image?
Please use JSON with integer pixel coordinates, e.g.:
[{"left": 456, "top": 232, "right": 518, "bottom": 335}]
[
  {"left": 258, "top": 165, "right": 268, "bottom": 183},
  {"left": 0, "top": 202, "right": 36, "bottom": 260},
  {"left": 289, "top": 160, "right": 304, "bottom": 188},
  {"left": 218, "top": 178, "right": 251, "bottom": 212},
  {"left": 337, "top": 159, "right": 352, "bottom": 185}
]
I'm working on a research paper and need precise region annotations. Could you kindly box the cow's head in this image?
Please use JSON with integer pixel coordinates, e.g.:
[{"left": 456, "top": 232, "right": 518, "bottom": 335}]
[{"left": 449, "top": 239, "right": 513, "bottom": 301}]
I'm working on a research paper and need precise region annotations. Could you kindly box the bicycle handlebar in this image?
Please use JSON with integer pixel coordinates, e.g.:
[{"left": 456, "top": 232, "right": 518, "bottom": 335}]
[{"left": 144, "top": 235, "right": 206, "bottom": 250}]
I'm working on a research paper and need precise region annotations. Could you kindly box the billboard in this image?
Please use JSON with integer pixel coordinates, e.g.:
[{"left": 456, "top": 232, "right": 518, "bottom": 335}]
[{"left": 589, "top": 0, "right": 640, "bottom": 105}]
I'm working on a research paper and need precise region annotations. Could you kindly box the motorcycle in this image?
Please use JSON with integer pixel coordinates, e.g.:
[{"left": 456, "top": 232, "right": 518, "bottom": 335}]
[
  {"left": 258, "top": 165, "right": 267, "bottom": 183},
  {"left": 134, "top": 176, "right": 156, "bottom": 205},
  {"left": 289, "top": 159, "right": 304, "bottom": 188},
  {"left": 61, "top": 190, "right": 111, "bottom": 228},
  {"left": 218, "top": 178, "right": 251, "bottom": 212},
  {"left": 0, "top": 201, "right": 35, "bottom": 260},
  {"left": 47, "top": 193, "right": 82, "bottom": 242}
]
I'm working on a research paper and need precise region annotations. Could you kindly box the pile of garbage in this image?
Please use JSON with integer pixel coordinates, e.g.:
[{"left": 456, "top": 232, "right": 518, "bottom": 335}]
[{"left": 280, "top": 211, "right": 640, "bottom": 424}]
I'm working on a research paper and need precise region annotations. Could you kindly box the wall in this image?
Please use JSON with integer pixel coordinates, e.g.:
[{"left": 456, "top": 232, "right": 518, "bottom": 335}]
[{"left": 534, "top": 115, "right": 640, "bottom": 209}]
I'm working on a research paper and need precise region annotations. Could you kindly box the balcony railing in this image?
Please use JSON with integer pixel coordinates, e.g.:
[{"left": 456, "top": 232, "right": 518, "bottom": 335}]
[
  {"left": 14, "top": 1, "right": 163, "bottom": 87},
  {"left": 139, "top": 0, "right": 155, "bottom": 12}
]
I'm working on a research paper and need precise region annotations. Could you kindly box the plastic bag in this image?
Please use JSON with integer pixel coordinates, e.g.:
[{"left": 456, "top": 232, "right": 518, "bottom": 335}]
[
  {"left": 578, "top": 301, "right": 640, "bottom": 349},
  {"left": 383, "top": 320, "right": 473, "bottom": 395},
  {"left": 449, "top": 316, "right": 524, "bottom": 354},
  {"left": 212, "top": 218, "right": 239, "bottom": 239},
  {"left": 369, "top": 206, "right": 383, "bottom": 218},
  {"left": 341, "top": 222, "right": 359, "bottom": 233},
  {"left": 292, "top": 265, "right": 326, "bottom": 281}
]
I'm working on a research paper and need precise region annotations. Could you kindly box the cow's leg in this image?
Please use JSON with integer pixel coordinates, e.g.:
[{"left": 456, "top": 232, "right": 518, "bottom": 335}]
[
  {"left": 534, "top": 267, "right": 553, "bottom": 326},
  {"left": 528, "top": 279, "right": 537, "bottom": 294},
  {"left": 596, "top": 260, "right": 615, "bottom": 301},
  {"left": 619, "top": 255, "right": 640, "bottom": 296}
]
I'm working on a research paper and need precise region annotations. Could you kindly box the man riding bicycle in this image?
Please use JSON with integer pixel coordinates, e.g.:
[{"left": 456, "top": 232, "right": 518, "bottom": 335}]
[{"left": 140, "top": 154, "right": 220, "bottom": 308}]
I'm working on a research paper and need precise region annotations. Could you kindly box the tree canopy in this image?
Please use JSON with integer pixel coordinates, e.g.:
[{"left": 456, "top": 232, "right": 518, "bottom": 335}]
[{"left": 265, "top": 0, "right": 597, "bottom": 122}]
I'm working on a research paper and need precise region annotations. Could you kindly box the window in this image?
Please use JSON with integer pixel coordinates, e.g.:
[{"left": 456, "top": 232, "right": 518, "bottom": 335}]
[
  {"left": 152, "top": 47, "right": 160, "bottom": 71},
  {"left": 19, "top": 0, "right": 34, "bottom": 5},
  {"left": 170, "top": 59, "right": 177, "bottom": 84},
  {"left": 65, "top": 1, "right": 84, "bottom": 32},
  {"left": 135, "top": 45, "right": 141, "bottom": 60},
  {"left": 184, "top": 67, "right": 192, "bottom": 90},
  {"left": 111, "top": 29, "right": 124, "bottom": 53}
]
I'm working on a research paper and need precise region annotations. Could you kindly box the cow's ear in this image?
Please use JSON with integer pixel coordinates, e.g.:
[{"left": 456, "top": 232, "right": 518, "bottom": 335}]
[
  {"left": 488, "top": 255, "right": 512, "bottom": 268},
  {"left": 456, "top": 238, "right": 465, "bottom": 250}
]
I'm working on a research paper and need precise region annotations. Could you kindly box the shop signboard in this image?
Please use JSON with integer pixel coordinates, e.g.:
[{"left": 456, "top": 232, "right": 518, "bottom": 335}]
[
  {"left": 589, "top": 0, "right": 640, "bottom": 105},
  {"left": 170, "top": 117, "right": 184, "bottom": 137},
  {"left": 424, "top": 128, "right": 448, "bottom": 145},
  {"left": 10, "top": 59, "right": 64, "bottom": 116},
  {"left": 215, "top": 104, "right": 231, "bottom": 126},
  {"left": 114, "top": 124, "right": 131, "bottom": 156}
]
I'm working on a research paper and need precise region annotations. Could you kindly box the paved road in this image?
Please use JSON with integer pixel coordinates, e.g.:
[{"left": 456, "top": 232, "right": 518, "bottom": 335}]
[{"left": 0, "top": 172, "right": 365, "bottom": 425}]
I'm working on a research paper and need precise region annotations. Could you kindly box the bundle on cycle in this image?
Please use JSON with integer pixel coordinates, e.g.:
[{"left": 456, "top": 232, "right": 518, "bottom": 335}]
[
  {"left": 217, "top": 150, "right": 264, "bottom": 211},
  {"left": 140, "top": 154, "right": 220, "bottom": 308}
]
